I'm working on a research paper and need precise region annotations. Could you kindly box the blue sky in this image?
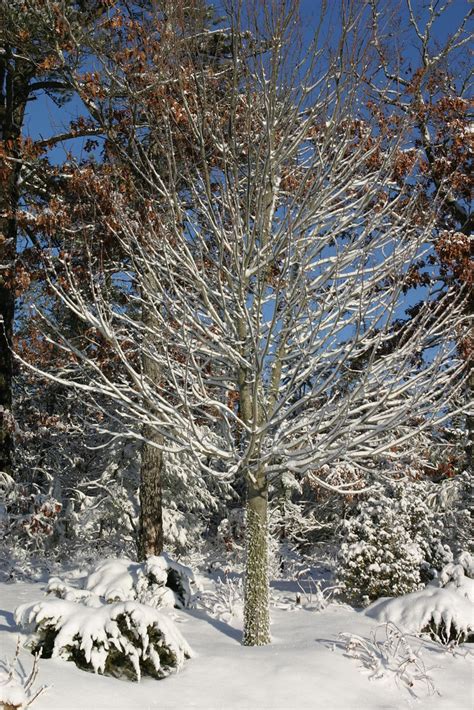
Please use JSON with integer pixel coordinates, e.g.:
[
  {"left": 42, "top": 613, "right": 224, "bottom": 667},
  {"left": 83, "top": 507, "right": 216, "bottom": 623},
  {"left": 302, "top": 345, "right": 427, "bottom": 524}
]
[
  {"left": 18, "top": 0, "right": 467, "bottom": 354},
  {"left": 26, "top": 0, "right": 471, "bottom": 159}
]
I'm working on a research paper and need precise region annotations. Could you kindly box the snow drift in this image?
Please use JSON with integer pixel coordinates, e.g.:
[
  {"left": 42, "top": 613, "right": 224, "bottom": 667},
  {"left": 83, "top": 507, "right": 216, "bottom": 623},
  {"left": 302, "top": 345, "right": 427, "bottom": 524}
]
[{"left": 47, "top": 553, "right": 196, "bottom": 609}]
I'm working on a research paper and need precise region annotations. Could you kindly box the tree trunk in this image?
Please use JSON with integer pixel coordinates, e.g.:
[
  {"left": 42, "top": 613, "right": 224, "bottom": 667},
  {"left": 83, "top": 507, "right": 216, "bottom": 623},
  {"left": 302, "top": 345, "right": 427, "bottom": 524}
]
[
  {"left": 0, "top": 239, "right": 14, "bottom": 475},
  {"left": 138, "top": 419, "right": 164, "bottom": 560},
  {"left": 0, "top": 55, "right": 16, "bottom": 476},
  {"left": 238, "top": 306, "right": 271, "bottom": 645},
  {"left": 0, "top": 50, "right": 30, "bottom": 475},
  {"left": 466, "top": 340, "right": 473, "bottom": 472},
  {"left": 243, "top": 472, "right": 271, "bottom": 646},
  {"left": 137, "top": 301, "right": 164, "bottom": 560}
]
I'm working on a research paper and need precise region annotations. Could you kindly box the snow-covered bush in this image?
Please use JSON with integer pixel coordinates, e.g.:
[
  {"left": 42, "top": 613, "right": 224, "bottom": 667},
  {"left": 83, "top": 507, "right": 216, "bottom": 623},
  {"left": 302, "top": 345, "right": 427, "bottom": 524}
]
[
  {"left": 365, "top": 585, "right": 474, "bottom": 644},
  {"left": 336, "top": 480, "right": 453, "bottom": 606},
  {"left": 0, "top": 472, "right": 62, "bottom": 551},
  {"left": 0, "top": 638, "right": 48, "bottom": 710},
  {"left": 15, "top": 599, "right": 193, "bottom": 681},
  {"left": 364, "top": 553, "right": 474, "bottom": 644},
  {"left": 193, "top": 576, "right": 244, "bottom": 623},
  {"left": 427, "top": 471, "right": 472, "bottom": 556},
  {"left": 47, "top": 554, "right": 197, "bottom": 609},
  {"left": 433, "top": 552, "right": 474, "bottom": 602},
  {"left": 425, "top": 551, "right": 474, "bottom": 643},
  {"left": 162, "top": 429, "right": 235, "bottom": 554}
]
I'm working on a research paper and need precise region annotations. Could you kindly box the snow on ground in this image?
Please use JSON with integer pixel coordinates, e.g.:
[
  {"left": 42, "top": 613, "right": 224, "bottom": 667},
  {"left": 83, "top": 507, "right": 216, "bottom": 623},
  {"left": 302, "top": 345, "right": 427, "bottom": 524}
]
[{"left": 0, "top": 579, "right": 473, "bottom": 710}]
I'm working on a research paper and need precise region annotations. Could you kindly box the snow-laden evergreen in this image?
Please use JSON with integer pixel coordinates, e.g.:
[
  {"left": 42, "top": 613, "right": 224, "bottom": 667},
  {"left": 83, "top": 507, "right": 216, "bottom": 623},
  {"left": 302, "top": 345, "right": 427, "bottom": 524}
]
[
  {"left": 432, "top": 552, "right": 474, "bottom": 603},
  {"left": 335, "top": 479, "right": 457, "bottom": 605},
  {"left": 15, "top": 598, "right": 193, "bottom": 681},
  {"left": 365, "top": 553, "right": 474, "bottom": 643},
  {"left": 365, "top": 587, "right": 473, "bottom": 643}
]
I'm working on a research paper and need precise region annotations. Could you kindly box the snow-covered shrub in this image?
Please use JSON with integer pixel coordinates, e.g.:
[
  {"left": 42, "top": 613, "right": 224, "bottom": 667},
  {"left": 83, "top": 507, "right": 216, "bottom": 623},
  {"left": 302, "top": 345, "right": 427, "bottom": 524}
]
[
  {"left": 0, "top": 472, "right": 62, "bottom": 551},
  {"left": 365, "top": 585, "right": 474, "bottom": 644},
  {"left": 64, "top": 427, "right": 234, "bottom": 559},
  {"left": 15, "top": 599, "right": 193, "bottom": 681},
  {"left": 47, "top": 554, "right": 197, "bottom": 609},
  {"left": 427, "top": 471, "right": 472, "bottom": 556},
  {"left": 336, "top": 480, "right": 453, "bottom": 606},
  {"left": 435, "top": 552, "right": 474, "bottom": 599},
  {"left": 193, "top": 576, "right": 244, "bottom": 623},
  {"left": 162, "top": 429, "right": 235, "bottom": 555},
  {"left": 427, "top": 551, "right": 474, "bottom": 637},
  {"left": 339, "top": 622, "right": 437, "bottom": 697},
  {"left": 0, "top": 637, "right": 48, "bottom": 710},
  {"left": 270, "top": 463, "right": 366, "bottom": 551}
]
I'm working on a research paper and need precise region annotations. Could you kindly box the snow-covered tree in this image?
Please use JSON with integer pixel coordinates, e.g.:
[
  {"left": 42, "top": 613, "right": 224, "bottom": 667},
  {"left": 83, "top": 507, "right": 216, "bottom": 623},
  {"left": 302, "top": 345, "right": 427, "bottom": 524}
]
[
  {"left": 0, "top": 0, "right": 105, "bottom": 476},
  {"left": 22, "top": 0, "right": 470, "bottom": 645},
  {"left": 368, "top": 0, "right": 473, "bottom": 467},
  {"left": 336, "top": 480, "right": 453, "bottom": 606}
]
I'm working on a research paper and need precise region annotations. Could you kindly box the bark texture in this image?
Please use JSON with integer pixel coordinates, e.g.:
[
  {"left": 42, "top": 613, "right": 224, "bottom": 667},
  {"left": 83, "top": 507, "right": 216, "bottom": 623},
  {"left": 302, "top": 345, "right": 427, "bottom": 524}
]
[
  {"left": 137, "top": 301, "right": 164, "bottom": 560},
  {"left": 238, "top": 306, "right": 272, "bottom": 645},
  {"left": 243, "top": 474, "right": 270, "bottom": 646},
  {"left": 138, "top": 418, "right": 164, "bottom": 560}
]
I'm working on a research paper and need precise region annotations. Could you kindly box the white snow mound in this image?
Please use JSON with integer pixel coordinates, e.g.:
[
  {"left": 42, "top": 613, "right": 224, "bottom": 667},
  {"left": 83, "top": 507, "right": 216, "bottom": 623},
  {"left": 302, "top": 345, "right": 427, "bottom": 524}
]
[
  {"left": 365, "top": 585, "right": 474, "bottom": 639},
  {"left": 47, "top": 553, "right": 196, "bottom": 609},
  {"left": 0, "top": 672, "right": 27, "bottom": 708}
]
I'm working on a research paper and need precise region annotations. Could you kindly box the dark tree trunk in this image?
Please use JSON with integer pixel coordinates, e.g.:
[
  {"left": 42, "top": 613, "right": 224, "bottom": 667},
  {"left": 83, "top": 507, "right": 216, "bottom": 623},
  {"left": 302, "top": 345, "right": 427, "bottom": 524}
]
[
  {"left": 137, "top": 302, "right": 164, "bottom": 560},
  {"left": 0, "top": 48, "right": 30, "bottom": 475},
  {"left": 138, "top": 419, "right": 164, "bottom": 560},
  {"left": 466, "top": 290, "right": 473, "bottom": 472},
  {"left": 0, "top": 239, "right": 14, "bottom": 475}
]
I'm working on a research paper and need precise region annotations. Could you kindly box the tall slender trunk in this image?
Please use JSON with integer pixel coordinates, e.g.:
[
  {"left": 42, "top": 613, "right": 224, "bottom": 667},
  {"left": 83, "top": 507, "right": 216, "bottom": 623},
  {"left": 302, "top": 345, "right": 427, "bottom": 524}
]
[
  {"left": 0, "top": 49, "right": 30, "bottom": 475},
  {"left": 239, "top": 346, "right": 271, "bottom": 645},
  {"left": 243, "top": 471, "right": 270, "bottom": 645},
  {"left": 137, "top": 300, "right": 164, "bottom": 560},
  {"left": 138, "top": 416, "right": 164, "bottom": 559},
  {"left": 466, "top": 295, "right": 473, "bottom": 471},
  {"left": 0, "top": 236, "right": 14, "bottom": 475}
]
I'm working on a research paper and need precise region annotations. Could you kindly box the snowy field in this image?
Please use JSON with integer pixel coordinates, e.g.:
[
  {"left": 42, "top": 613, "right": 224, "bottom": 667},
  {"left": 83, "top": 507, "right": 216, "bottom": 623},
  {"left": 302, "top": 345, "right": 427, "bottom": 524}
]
[{"left": 1, "top": 575, "right": 472, "bottom": 710}]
